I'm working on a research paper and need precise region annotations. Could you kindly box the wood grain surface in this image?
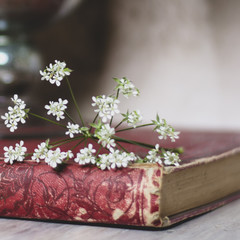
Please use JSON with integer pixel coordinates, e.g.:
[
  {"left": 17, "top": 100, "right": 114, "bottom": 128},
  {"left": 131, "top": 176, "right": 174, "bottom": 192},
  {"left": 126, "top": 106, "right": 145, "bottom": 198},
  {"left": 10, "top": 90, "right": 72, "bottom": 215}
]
[{"left": 0, "top": 198, "right": 240, "bottom": 240}]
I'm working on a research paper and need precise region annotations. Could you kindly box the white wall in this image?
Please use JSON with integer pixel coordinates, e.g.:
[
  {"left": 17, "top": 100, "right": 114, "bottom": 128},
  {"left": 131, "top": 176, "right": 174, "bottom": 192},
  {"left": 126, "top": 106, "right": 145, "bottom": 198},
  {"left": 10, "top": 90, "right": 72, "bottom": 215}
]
[{"left": 86, "top": 0, "right": 240, "bottom": 130}]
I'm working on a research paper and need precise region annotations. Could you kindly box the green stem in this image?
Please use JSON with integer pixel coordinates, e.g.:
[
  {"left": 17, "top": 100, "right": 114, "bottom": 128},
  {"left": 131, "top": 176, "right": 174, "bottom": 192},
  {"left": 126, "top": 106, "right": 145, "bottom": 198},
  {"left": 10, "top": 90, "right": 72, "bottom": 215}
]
[
  {"left": 116, "top": 141, "right": 129, "bottom": 153},
  {"left": 70, "top": 138, "right": 85, "bottom": 151},
  {"left": 92, "top": 113, "right": 99, "bottom": 124},
  {"left": 96, "top": 145, "right": 103, "bottom": 156},
  {"left": 64, "top": 111, "right": 76, "bottom": 124},
  {"left": 110, "top": 116, "right": 113, "bottom": 126},
  {"left": 92, "top": 137, "right": 110, "bottom": 153},
  {"left": 89, "top": 113, "right": 99, "bottom": 133},
  {"left": 116, "top": 123, "right": 153, "bottom": 133},
  {"left": 29, "top": 112, "right": 66, "bottom": 128},
  {"left": 110, "top": 89, "right": 120, "bottom": 126},
  {"left": 115, "top": 119, "right": 124, "bottom": 130},
  {"left": 113, "top": 136, "right": 182, "bottom": 154},
  {"left": 50, "top": 135, "right": 85, "bottom": 148},
  {"left": 116, "top": 88, "right": 120, "bottom": 99},
  {"left": 25, "top": 153, "right": 33, "bottom": 157},
  {"left": 114, "top": 136, "right": 154, "bottom": 149},
  {"left": 66, "top": 77, "right": 84, "bottom": 126}
]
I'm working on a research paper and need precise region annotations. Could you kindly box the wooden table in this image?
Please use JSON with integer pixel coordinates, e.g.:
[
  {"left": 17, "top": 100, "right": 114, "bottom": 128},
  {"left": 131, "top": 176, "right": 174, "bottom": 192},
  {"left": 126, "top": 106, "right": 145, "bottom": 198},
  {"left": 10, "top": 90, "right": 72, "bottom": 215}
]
[{"left": 0, "top": 198, "right": 240, "bottom": 240}]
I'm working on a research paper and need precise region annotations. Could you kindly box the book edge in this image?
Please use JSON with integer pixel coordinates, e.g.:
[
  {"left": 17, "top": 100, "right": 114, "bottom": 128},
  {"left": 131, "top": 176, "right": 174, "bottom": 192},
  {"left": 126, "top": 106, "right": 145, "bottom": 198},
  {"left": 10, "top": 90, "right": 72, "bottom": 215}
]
[
  {"left": 161, "top": 190, "right": 240, "bottom": 228},
  {"left": 163, "top": 146, "right": 240, "bottom": 174}
]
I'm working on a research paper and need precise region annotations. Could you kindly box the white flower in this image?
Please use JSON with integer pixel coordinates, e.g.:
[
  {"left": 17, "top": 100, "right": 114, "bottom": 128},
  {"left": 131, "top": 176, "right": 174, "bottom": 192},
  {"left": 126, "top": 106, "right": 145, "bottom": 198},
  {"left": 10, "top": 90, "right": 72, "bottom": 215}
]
[
  {"left": 3, "top": 146, "right": 16, "bottom": 164},
  {"left": 39, "top": 70, "right": 50, "bottom": 81},
  {"left": 163, "top": 151, "right": 181, "bottom": 166},
  {"left": 66, "top": 150, "right": 74, "bottom": 159},
  {"left": 1, "top": 113, "right": 11, "bottom": 125},
  {"left": 109, "top": 150, "right": 135, "bottom": 169},
  {"left": 94, "top": 123, "right": 116, "bottom": 151},
  {"left": 74, "top": 144, "right": 96, "bottom": 165},
  {"left": 32, "top": 142, "right": 48, "bottom": 163},
  {"left": 50, "top": 73, "right": 63, "bottom": 86},
  {"left": 114, "top": 77, "right": 139, "bottom": 98},
  {"left": 45, "top": 101, "right": 56, "bottom": 115},
  {"left": 152, "top": 115, "right": 180, "bottom": 142},
  {"left": 3, "top": 141, "right": 27, "bottom": 164},
  {"left": 45, "top": 98, "right": 68, "bottom": 121},
  {"left": 97, "top": 154, "right": 111, "bottom": 170},
  {"left": 14, "top": 140, "right": 27, "bottom": 162},
  {"left": 92, "top": 95, "right": 120, "bottom": 123},
  {"left": 1, "top": 94, "right": 27, "bottom": 132},
  {"left": 6, "top": 120, "right": 18, "bottom": 132},
  {"left": 97, "top": 150, "right": 137, "bottom": 170},
  {"left": 168, "top": 131, "right": 180, "bottom": 142},
  {"left": 57, "top": 98, "right": 68, "bottom": 111},
  {"left": 123, "top": 110, "right": 142, "bottom": 128},
  {"left": 146, "top": 144, "right": 162, "bottom": 164},
  {"left": 65, "top": 122, "right": 81, "bottom": 138},
  {"left": 11, "top": 94, "right": 25, "bottom": 106},
  {"left": 40, "top": 60, "right": 71, "bottom": 86},
  {"left": 44, "top": 148, "right": 67, "bottom": 168}
]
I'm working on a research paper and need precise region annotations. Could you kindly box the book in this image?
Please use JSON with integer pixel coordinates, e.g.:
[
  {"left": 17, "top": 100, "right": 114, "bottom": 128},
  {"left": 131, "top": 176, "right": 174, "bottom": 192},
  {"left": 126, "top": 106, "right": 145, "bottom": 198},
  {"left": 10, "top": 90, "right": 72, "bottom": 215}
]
[{"left": 0, "top": 130, "right": 240, "bottom": 228}]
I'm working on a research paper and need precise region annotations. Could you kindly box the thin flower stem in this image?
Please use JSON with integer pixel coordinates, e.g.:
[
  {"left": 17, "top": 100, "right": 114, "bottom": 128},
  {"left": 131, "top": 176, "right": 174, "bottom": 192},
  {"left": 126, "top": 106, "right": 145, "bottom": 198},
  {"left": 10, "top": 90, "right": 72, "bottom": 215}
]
[
  {"left": 92, "top": 113, "right": 99, "bottom": 124},
  {"left": 115, "top": 120, "right": 124, "bottom": 129},
  {"left": 116, "top": 141, "right": 129, "bottom": 153},
  {"left": 114, "top": 136, "right": 154, "bottom": 149},
  {"left": 116, "top": 123, "right": 154, "bottom": 133},
  {"left": 25, "top": 153, "right": 33, "bottom": 157},
  {"left": 110, "top": 89, "right": 120, "bottom": 126},
  {"left": 51, "top": 136, "right": 85, "bottom": 149},
  {"left": 64, "top": 110, "right": 76, "bottom": 124},
  {"left": 96, "top": 145, "right": 103, "bottom": 156},
  {"left": 113, "top": 136, "right": 183, "bottom": 154},
  {"left": 116, "top": 88, "right": 120, "bottom": 99},
  {"left": 66, "top": 77, "right": 84, "bottom": 126},
  {"left": 71, "top": 138, "right": 85, "bottom": 151},
  {"left": 51, "top": 135, "right": 84, "bottom": 146},
  {"left": 29, "top": 112, "right": 66, "bottom": 128},
  {"left": 110, "top": 116, "right": 113, "bottom": 126},
  {"left": 89, "top": 113, "right": 99, "bottom": 132},
  {"left": 51, "top": 140, "right": 75, "bottom": 149},
  {"left": 92, "top": 137, "right": 110, "bottom": 153}
]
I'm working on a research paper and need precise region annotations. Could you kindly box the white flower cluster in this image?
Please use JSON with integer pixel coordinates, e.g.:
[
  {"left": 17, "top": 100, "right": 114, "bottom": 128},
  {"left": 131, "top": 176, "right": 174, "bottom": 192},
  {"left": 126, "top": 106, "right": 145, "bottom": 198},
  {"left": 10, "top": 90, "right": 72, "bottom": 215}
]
[
  {"left": 97, "top": 150, "right": 137, "bottom": 170},
  {"left": 74, "top": 145, "right": 137, "bottom": 170},
  {"left": 45, "top": 98, "right": 68, "bottom": 121},
  {"left": 94, "top": 123, "right": 116, "bottom": 151},
  {"left": 1, "top": 94, "right": 27, "bottom": 132},
  {"left": 74, "top": 144, "right": 96, "bottom": 165},
  {"left": 122, "top": 110, "right": 142, "bottom": 128},
  {"left": 114, "top": 77, "right": 139, "bottom": 98},
  {"left": 31, "top": 142, "right": 48, "bottom": 163},
  {"left": 1, "top": 60, "right": 182, "bottom": 170},
  {"left": 146, "top": 144, "right": 162, "bottom": 164},
  {"left": 152, "top": 115, "right": 180, "bottom": 142},
  {"left": 3, "top": 141, "right": 27, "bottom": 164},
  {"left": 163, "top": 151, "right": 181, "bottom": 166},
  {"left": 31, "top": 143, "right": 73, "bottom": 168},
  {"left": 65, "top": 122, "right": 81, "bottom": 138},
  {"left": 44, "top": 148, "right": 73, "bottom": 168},
  {"left": 92, "top": 95, "right": 120, "bottom": 123},
  {"left": 145, "top": 144, "right": 180, "bottom": 167},
  {"left": 40, "top": 60, "right": 71, "bottom": 86}
]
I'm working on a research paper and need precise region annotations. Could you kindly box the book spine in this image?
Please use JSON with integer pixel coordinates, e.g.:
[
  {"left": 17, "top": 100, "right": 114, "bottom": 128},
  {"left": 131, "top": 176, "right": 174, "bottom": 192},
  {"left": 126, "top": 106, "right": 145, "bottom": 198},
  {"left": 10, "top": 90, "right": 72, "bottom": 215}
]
[{"left": 0, "top": 162, "right": 162, "bottom": 227}]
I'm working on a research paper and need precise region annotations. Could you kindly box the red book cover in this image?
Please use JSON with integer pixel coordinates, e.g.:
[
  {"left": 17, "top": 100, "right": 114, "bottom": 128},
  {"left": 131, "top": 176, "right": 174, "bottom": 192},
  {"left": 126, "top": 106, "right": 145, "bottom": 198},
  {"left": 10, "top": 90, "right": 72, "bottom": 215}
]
[{"left": 0, "top": 129, "right": 240, "bottom": 228}]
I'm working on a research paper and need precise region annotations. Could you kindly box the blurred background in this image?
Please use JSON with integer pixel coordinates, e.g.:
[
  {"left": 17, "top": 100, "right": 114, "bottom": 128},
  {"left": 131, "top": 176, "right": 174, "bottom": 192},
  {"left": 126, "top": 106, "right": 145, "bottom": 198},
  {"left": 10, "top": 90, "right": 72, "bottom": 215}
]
[{"left": 1, "top": 0, "right": 240, "bottom": 130}]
